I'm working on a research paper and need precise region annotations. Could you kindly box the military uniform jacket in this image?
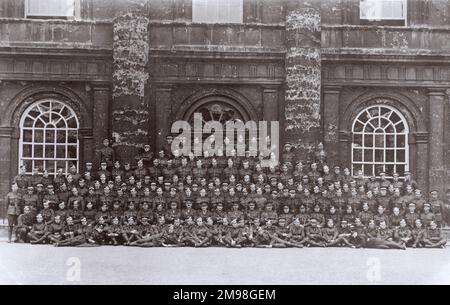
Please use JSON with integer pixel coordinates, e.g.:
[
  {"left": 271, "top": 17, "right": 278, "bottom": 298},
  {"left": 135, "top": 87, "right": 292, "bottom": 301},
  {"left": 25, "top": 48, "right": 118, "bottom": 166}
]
[
  {"left": 6, "top": 192, "right": 20, "bottom": 216},
  {"left": 41, "top": 208, "right": 55, "bottom": 224},
  {"left": 426, "top": 227, "right": 442, "bottom": 240},
  {"left": 49, "top": 222, "right": 64, "bottom": 235},
  {"left": 31, "top": 222, "right": 47, "bottom": 235},
  {"left": 322, "top": 227, "right": 338, "bottom": 240},
  {"left": 405, "top": 212, "right": 420, "bottom": 228},
  {"left": 194, "top": 225, "right": 211, "bottom": 238},
  {"left": 289, "top": 225, "right": 305, "bottom": 238},
  {"left": 227, "top": 210, "right": 244, "bottom": 221},
  {"left": 295, "top": 213, "right": 310, "bottom": 226},
  {"left": 306, "top": 226, "right": 322, "bottom": 238},
  {"left": 429, "top": 199, "right": 443, "bottom": 221},
  {"left": 377, "top": 228, "right": 393, "bottom": 240},
  {"left": 395, "top": 227, "right": 412, "bottom": 239}
]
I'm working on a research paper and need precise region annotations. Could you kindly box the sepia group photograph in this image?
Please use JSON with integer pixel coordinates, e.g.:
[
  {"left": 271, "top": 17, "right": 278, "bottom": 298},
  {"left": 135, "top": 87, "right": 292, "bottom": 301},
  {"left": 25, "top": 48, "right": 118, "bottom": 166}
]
[{"left": 0, "top": 0, "right": 449, "bottom": 293}]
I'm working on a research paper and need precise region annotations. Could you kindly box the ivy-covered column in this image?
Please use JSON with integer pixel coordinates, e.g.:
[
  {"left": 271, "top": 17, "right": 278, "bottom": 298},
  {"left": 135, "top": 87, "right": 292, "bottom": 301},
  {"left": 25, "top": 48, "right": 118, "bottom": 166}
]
[
  {"left": 112, "top": 13, "right": 150, "bottom": 163},
  {"left": 284, "top": 0, "right": 321, "bottom": 159}
]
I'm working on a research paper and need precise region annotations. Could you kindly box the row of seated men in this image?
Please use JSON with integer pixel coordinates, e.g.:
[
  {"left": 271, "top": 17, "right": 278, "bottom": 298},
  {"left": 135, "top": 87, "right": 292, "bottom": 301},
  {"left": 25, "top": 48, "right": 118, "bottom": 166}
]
[{"left": 16, "top": 206, "right": 447, "bottom": 249}]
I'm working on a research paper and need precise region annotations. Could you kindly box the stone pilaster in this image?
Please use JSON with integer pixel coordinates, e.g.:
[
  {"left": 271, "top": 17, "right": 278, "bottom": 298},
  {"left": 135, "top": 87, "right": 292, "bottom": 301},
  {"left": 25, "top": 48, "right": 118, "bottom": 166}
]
[
  {"left": 111, "top": 13, "right": 150, "bottom": 163},
  {"left": 323, "top": 85, "right": 341, "bottom": 166},
  {"left": 428, "top": 89, "right": 446, "bottom": 194},
  {"left": 284, "top": 0, "right": 321, "bottom": 159},
  {"left": 155, "top": 86, "right": 173, "bottom": 152},
  {"left": 92, "top": 83, "right": 111, "bottom": 166},
  {"left": 0, "top": 127, "right": 14, "bottom": 217}
]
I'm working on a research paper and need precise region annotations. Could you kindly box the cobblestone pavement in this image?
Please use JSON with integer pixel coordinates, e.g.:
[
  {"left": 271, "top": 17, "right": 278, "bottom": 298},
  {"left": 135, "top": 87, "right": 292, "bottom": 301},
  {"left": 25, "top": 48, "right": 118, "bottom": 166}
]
[{"left": 0, "top": 242, "right": 449, "bottom": 285}]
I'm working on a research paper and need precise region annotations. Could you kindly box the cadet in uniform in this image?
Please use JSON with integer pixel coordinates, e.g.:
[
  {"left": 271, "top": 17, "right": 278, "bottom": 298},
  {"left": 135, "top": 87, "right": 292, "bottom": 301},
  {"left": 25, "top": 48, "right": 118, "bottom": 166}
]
[
  {"left": 423, "top": 221, "right": 447, "bottom": 248},
  {"left": 5, "top": 184, "right": 21, "bottom": 242},
  {"left": 99, "top": 139, "right": 115, "bottom": 169},
  {"left": 28, "top": 214, "right": 48, "bottom": 244}
]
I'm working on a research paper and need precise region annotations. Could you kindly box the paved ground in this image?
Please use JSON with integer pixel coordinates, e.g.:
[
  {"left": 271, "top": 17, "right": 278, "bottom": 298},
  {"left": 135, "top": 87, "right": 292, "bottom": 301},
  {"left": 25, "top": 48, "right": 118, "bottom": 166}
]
[{"left": 0, "top": 240, "right": 449, "bottom": 285}]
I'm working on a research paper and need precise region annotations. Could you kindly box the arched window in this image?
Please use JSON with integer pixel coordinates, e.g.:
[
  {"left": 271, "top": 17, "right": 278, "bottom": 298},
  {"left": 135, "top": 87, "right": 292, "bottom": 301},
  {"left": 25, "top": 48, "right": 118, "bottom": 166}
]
[
  {"left": 188, "top": 102, "right": 247, "bottom": 144},
  {"left": 19, "top": 99, "right": 79, "bottom": 176},
  {"left": 352, "top": 104, "right": 409, "bottom": 178}
]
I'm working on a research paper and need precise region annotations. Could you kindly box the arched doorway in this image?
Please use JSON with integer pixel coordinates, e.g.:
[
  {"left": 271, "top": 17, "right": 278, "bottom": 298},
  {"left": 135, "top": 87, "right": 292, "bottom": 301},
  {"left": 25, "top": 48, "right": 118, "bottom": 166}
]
[
  {"left": 351, "top": 104, "right": 410, "bottom": 178},
  {"left": 19, "top": 99, "right": 80, "bottom": 176},
  {"left": 181, "top": 95, "right": 254, "bottom": 146}
]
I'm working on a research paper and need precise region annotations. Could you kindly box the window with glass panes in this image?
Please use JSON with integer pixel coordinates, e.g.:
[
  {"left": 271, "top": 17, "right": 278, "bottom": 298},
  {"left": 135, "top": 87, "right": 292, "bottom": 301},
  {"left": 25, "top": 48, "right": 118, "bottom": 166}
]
[
  {"left": 192, "top": 0, "right": 243, "bottom": 23},
  {"left": 360, "top": 0, "right": 407, "bottom": 21},
  {"left": 352, "top": 104, "right": 409, "bottom": 179},
  {"left": 26, "top": 0, "right": 75, "bottom": 18},
  {"left": 19, "top": 100, "right": 79, "bottom": 176}
]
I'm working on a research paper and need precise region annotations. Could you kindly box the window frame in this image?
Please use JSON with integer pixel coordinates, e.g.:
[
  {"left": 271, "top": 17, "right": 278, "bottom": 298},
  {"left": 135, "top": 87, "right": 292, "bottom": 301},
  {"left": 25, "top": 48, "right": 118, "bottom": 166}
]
[
  {"left": 192, "top": 0, "right": 244, "bottom": 24},
  {"left": 360, "top": 0, "right": 407, "bottom": 25},
  {"left": 25, "top": 0, "right": 78, "bottom": 19},
  {"left": 19, "top": 99, "right": 80, "bottom": 177},
  {"left": 351, "top": 104, "right": 410, "bottom": 179}
]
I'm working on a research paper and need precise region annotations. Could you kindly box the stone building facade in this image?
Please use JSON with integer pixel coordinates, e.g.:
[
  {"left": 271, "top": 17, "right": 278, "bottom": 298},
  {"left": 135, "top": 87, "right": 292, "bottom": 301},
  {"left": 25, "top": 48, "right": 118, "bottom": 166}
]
[{"left": 1, "top": 0, "right": 450, "bottom": 212}]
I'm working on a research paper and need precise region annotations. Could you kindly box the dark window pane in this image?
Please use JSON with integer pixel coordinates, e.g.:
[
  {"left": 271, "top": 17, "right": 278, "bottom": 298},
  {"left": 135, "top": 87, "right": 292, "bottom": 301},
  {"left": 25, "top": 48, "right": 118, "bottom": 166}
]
[
  {"left": 385, "top": 164, "right": 394, "bottom": 176},
  {"left": 391, "top": 112, "right": 401, "bottom": 124},
  {"left": 57, "top": 160, "right": 66, "bottom": 171},
  {"left": 23, "top": 145, "right": 32, "bottom": 158},
  {"left": 396, "top": 122, "right": 405, "bottom": 133},
  {"left": 364, "top": 149, "right": 373, "bottom": 162},
  {"left": 24, "top": 117, "right": 34, "bottom": 128},
  {"left": 386, "top": 135, "right": 395, "bottom": 148},
  {"left": 34, "top": 145, "right": 43, "bottom": 158},
  {"left": 57, "top": 130, "right": 67, "bottom": 143},
  {"left": 397, "top": 150, "right": 406, "bottom": 162},
  {"left": 34, "top": 160, "right": 44, "bottom": 171},
  {"left": 397, "top": 135, "right": 406, "bottom": 147},
  {"left": 354, "top": 121, "right": 364, "bottom": 132},
  {"left": 68, "top": 146, "right": 77, "bottom": 159},
  {"left": 45, "top": 130, "right": 55, "bottom": 143},
  {"left": 396, "top": 165, "right": 405, "bottom": 176},
  {"left": 375, "top": 149, "right": 384, "bottom": 162},
  {"left": 353, "top": 149, "right": 362, "bottom": 162},
  {"left": 35, "top": 130, "right": 44, "bottom": 143},
  {"left": 364, "top": 135, "right": 373, "bottom": 147},
  {"left": 68, "top": 131, "right": 78, "bottom": 143},
  {"left": 386, "top": 149, "right": 395, "bottom": 162},
  {"left": 375, "top": 134, "right": 384, "bottom": 148},
  {"left": 56, "top": 146, "right": 66, "bottom": 159},
  {"left": 67, "top": 117, "right": 78, "bottom": 128},
  {"left": 23, "top": 130, "right": 33, "bottom": 142},
  {"left": 45, "top": 145, "right": 55, "bottom": 158},
  {"left": 353, "top": 134, "right": 363, "bottom": 147},
  {"left": 353, "top": 164, "right": 362, "bottom": 176},
  {"left": 385, "top": 123, "right": 395, "bottom": 134},
  {"left": 22, "top": 160, "right": 32, "bottom": 172},
  {"left": 364, "top": 164, "right": 373, "bottom": 177}
]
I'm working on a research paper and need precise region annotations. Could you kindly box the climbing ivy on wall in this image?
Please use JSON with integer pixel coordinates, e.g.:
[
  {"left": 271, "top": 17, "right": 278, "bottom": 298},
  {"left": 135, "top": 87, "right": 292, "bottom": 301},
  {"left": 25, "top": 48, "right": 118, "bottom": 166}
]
[
  {"left": 285, "top": 6, "right": 321, "bottom": 155},
  {"left": 113, "top": 13, "right": 150, "bottom": 98},
  {"left": 112, "top": 13, "right": 151, "bottom": 160}
]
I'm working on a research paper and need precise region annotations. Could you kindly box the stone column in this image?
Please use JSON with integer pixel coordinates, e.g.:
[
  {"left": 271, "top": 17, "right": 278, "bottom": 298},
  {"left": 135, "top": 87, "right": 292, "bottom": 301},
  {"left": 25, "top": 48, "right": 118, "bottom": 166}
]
[
  {"left": 413, "top": 132, "right": 429, "bottom": 192},
  {"left": 323, "top": 86, "right": 341, "bottom": 166},
  {"left": 428, "top": 89, "right": 446, "bottom": 194},
  {"left": 92, "top": 84, "right": 111, "bottom": 166},
  {"left": 154, "top": 86, "right": 173, "bottom": 152},
  {"left": 263, "top": 86, "right": 279, "bottom": 122},
  {"left": 79, "top": 128, "right": 94, "bottom": 171},
  {"left": 111, "top": 13, "right": 150, "bottom": 163},
  {"left": 338, "top": 131, "right": 351, "bottom": 168},
  {"left": 284, "top": 0, "right": 321, "bottom": 158},
  {"left": 0, "top": 127, "right": 13, "bottom": 218}
]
